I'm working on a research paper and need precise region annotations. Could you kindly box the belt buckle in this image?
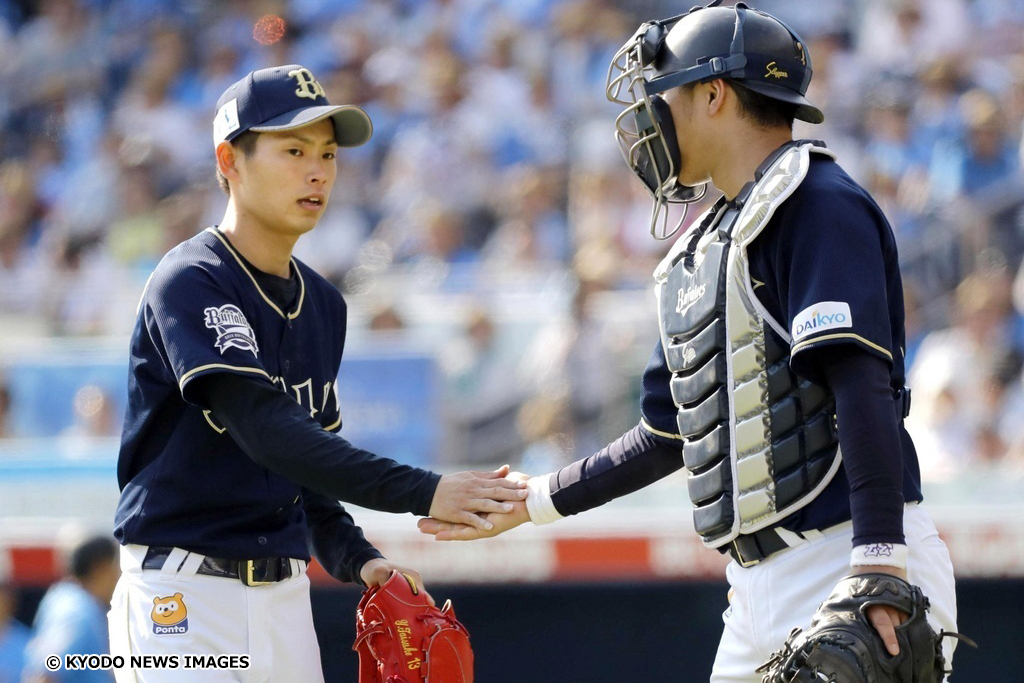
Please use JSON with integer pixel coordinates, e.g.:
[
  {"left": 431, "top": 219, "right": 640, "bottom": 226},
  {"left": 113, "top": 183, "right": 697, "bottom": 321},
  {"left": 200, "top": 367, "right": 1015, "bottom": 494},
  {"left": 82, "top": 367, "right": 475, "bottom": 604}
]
[
  {"left": 731, "top": 539, "right": 760, "bottom": 568},
  {"left": 242, "top": 560, "right": 272, "bottom": 587}
]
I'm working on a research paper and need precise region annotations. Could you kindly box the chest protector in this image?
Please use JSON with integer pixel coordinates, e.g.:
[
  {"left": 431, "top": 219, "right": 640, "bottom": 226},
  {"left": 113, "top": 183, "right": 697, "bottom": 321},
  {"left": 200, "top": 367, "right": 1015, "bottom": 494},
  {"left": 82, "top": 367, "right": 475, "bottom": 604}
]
[{"left": 654, "top": 142, "right": 843, "bottom": 549}]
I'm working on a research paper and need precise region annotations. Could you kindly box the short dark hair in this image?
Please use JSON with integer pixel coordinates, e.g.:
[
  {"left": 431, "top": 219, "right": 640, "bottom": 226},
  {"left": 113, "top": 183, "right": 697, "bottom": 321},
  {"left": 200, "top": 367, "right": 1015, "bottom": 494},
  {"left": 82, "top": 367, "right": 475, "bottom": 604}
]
[
  {"left": 678, "top": 80, "right": 797, "bottom": 130},
  {"left": 727, "top": 81, "right": 797, "bottom": 130},
  {"left": 67, "top": 535, "right": 117, "bottom": 581},
  {"left": 216, "top": 130, "right": 260, "bottom": 196}
]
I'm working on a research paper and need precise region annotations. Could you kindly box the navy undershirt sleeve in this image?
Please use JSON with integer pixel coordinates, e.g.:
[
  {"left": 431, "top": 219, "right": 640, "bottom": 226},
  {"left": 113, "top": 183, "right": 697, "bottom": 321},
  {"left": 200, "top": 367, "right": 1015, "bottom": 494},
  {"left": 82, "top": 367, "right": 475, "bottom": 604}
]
[
  {"left": 811, "top": 345, "right": 905, "bottom": 545},
  {"left": 550, "top": 424, "right": 684, "bottom": 517},
  {"left": 302, "top": 487, "right": 383, "bottom": 585},
  {"left": 195, "top": 372, "right": 440, "bottom": 516}
]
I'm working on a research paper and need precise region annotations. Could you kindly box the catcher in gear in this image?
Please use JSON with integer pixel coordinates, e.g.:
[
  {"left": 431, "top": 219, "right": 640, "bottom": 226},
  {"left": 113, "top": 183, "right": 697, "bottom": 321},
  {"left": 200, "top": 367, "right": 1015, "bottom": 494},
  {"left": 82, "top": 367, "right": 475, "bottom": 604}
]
[
  {"left": 419, "top": 3, "right": 961, "bottom": 681},
  {"left": 354, "top": 571, "right": 473, "bottom": 683}
]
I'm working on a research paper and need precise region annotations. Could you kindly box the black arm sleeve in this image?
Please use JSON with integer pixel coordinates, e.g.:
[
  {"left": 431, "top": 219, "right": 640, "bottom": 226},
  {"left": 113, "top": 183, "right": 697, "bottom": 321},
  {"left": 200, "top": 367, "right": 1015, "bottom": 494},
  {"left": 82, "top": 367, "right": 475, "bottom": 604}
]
[
  {"left": 303, "top": 487, "right": 383, "bottom": 586},
  {"left": 195, "top": 372, "right": 441, "bottom": 516},
  {"left": 813, "top": 346, "right": 905, "bottom": 545},
  {"left": 550, "top": 424, "right": 684, "bottom": 517}
]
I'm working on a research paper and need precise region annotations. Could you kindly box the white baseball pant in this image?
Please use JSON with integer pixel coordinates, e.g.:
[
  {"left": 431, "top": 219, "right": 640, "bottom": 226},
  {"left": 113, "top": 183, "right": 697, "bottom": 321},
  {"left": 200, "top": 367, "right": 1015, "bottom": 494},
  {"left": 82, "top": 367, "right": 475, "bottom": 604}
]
[
  {"left": 108, "top": 544, "right": 325, "bottom": 683},
  {"left": 710, "top": 504, "right": 958, "bottom": 682}
]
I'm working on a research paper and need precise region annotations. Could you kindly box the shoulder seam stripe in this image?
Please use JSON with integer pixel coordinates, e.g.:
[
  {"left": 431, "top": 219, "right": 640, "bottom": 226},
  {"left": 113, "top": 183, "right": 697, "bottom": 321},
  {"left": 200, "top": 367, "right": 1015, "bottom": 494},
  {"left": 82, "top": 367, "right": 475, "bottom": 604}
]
[
  {"left": 290, "top": 264, "right": 306, "bottom": 320},
  {"left": 640, "top": 419, "right": 683, "bottom": 441},
  {"left": 179, "top": 363, "right": 270, "bottom": 389},
  {"left": 791, "top": 333, "right": 893, "bottom": 360}
]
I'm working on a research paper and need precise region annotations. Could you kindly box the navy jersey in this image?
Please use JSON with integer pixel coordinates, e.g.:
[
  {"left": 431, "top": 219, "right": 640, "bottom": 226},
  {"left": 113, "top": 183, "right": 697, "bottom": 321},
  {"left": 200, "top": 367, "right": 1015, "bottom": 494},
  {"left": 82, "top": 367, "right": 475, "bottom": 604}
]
[
  {"left": 639, "top": 154, "right": 922, "bottom": 534},
  {"left": 115, "top": 228, "right": 351, "bottom": 560}
]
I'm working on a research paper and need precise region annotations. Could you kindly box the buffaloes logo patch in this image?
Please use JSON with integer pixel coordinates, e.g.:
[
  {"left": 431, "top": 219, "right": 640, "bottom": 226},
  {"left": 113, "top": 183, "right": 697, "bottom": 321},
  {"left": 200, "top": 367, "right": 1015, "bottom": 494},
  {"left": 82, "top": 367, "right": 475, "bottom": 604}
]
[{"left": 204, "top": 304, "right": 259, "bottom": 357}]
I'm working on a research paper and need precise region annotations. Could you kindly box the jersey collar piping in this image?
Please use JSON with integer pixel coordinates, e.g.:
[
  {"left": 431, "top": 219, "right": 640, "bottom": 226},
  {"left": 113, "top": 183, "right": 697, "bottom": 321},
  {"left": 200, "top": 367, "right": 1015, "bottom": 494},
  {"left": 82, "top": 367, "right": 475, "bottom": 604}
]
[{"left": 207, "top": 227, "right": 306, "bottom": 320}]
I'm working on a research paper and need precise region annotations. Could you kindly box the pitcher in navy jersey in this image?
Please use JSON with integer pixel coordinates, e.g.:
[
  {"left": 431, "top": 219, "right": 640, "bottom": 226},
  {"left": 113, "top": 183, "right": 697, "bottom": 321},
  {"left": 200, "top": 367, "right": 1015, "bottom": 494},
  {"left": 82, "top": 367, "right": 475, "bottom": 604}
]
[
  {"left": 108, "top": 64, "right": 526, "bottom": 683},
  {"left": 418, "top": 5, "right": 959, "bottom": 681}
]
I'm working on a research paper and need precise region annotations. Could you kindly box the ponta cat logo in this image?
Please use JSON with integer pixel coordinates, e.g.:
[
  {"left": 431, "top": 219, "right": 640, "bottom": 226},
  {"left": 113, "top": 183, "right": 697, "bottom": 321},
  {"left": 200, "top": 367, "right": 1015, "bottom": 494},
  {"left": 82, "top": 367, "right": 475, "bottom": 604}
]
[
  {"left": 792, "top": 302, "right": 852, "bottom": 342},
  {"left": 151, "top": 593, "right": 189, "bottom": 635}
]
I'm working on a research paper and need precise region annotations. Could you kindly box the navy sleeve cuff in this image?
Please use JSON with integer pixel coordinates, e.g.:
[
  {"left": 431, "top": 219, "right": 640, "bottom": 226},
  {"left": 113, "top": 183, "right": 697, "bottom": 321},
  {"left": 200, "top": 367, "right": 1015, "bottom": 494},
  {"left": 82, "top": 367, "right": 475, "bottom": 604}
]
[{"left": 550, "top": 424, "right": 684, "bottom": 517}]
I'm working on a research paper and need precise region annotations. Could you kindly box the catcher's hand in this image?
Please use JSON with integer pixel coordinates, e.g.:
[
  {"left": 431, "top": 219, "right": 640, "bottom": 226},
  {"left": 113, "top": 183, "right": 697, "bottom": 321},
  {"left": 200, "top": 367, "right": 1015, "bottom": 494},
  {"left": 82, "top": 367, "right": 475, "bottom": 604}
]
[
  {"left": 354, "top": 570, "right": 473, "bottom": 683},
  {"left": 757, "top": 573, "right": 968, "bottom": 683}
]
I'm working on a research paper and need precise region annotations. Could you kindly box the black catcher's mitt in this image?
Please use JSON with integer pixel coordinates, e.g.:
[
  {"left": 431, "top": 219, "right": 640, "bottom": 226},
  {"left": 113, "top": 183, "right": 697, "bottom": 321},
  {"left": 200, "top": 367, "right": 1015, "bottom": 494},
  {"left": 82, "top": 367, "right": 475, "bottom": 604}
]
[{"left": 757, "top": 573, "right": 960, "bottom": 683}]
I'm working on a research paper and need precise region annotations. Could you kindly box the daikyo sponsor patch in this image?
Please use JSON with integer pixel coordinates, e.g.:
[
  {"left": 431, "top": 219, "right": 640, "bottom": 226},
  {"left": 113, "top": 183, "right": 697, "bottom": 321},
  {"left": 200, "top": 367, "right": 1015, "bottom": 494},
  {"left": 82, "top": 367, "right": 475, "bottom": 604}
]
[{"left": 791, "top": 301, "right": 852, "bottom": 341}]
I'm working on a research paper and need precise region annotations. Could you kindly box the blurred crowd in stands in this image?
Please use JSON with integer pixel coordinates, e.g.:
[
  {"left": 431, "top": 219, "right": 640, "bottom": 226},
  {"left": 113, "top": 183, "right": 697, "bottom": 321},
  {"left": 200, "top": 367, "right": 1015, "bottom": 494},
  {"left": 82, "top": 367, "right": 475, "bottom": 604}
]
[{"left": 3, "top": 0, "right": 1024, "bottom": 483}]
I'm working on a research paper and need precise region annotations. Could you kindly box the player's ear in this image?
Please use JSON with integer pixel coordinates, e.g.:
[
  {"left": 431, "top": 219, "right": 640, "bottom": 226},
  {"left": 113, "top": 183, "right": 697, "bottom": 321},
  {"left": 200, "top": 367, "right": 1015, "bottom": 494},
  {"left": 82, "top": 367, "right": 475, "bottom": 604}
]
[
  {"left": 216, "top": 141, "right": 241, "bottom": 185},
  {"left": 706, "top": 79, "right": 726, "bottom": 115}
]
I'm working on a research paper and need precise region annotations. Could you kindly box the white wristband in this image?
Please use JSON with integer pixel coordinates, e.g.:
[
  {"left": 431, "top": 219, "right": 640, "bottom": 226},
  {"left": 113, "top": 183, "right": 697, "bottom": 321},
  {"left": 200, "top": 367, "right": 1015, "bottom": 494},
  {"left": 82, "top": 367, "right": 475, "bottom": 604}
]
[
  {"left": 850, "top": 543, "right": 908, "bottom": 570},
  {"left": 525, "top": 474, "right": 563, "bottom": 525}
]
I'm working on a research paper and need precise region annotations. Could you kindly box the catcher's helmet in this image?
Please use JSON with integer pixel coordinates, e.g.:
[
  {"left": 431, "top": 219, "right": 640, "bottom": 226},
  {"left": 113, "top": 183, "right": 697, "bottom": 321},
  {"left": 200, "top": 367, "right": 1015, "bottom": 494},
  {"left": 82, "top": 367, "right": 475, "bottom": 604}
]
[{"left": 606, "top": 1, "right": 822, "bottom": 238}]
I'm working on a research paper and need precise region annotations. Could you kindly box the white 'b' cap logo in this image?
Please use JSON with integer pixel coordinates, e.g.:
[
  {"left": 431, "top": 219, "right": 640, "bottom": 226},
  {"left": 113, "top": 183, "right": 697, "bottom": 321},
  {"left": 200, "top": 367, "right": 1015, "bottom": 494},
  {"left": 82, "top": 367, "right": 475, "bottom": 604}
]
[{"left": 288, "top": 68, "right": 326, "bottom": 101}]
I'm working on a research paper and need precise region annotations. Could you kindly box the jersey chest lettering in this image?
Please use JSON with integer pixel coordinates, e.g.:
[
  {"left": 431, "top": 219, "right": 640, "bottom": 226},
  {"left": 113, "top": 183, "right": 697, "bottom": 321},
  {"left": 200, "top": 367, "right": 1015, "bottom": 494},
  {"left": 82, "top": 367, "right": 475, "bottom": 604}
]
[{"left": 203, "top": 376, "right": 338, "bottom": 433}]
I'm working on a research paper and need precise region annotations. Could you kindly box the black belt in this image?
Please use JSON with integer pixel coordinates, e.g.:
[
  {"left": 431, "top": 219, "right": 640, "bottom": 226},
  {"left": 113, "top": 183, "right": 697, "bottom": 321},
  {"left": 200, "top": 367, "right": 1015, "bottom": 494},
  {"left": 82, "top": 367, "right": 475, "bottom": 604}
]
[
  {"left": 142, "top": 546, "right": 294, "bottom": 586},
  {"left": 724, "top": 527, "right": 796, "bottom": 568}
]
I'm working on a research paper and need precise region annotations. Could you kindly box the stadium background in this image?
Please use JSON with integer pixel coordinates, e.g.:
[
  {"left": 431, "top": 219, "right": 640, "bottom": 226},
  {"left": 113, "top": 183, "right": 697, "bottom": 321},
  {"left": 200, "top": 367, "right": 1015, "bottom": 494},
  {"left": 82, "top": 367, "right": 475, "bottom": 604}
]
[{"left": 1, "top": 0, "right": 1023, "bottom": 680}]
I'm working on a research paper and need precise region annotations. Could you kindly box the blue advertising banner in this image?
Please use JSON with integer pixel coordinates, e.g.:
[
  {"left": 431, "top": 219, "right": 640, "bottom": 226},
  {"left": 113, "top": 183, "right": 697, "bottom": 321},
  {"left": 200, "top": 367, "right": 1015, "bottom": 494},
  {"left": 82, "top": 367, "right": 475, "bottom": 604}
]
[
  {"left": 334, "top": 354, "right": 440, "bottom": 469},
  {"left": 1, "top": 350, "right": 440, "bottom": 466}
]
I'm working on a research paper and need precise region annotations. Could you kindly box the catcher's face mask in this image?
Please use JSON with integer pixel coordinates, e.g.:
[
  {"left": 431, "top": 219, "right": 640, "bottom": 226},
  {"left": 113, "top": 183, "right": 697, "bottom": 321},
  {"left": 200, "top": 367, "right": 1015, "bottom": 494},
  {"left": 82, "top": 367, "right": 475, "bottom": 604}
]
[
  {"left": 606, "top": 12, "right": 709, "bottom": 240},
  {"left": 606, "top": 1, "right": 820, "bottom": 240}
]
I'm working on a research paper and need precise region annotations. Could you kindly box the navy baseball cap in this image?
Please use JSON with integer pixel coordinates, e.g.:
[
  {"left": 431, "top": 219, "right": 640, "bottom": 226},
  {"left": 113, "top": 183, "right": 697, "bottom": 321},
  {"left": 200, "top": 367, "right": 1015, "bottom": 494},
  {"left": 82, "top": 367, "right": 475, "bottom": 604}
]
[{"left": 213, "top": 64, "right": 372, "bottom": 147}]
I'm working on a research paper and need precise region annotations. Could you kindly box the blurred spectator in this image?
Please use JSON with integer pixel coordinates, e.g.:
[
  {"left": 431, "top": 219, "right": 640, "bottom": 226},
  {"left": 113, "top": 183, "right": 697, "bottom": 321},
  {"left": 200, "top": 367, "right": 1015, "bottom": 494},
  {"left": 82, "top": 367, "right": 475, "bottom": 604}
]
[
  {"left": 860, "top": 80, "right": 930, "bottom": 246},
  {"left": 110, "top": 45, "right": 207, "bottom": 187},
  {"left": 0, "top": 379, "right": 11, "bottom": 439},
  {"left": 857, "top": 0, "right": 970, "bottom": 77},
  {"left": 548, "top": 0, "right": 627, "bottom": 117},
  {"left": 907, "top": 267, "right": 1021, "bottom": 476},
  {"left": 519, "top": 273, "right": 631, "bottom": 454},
  {"left": 0, "top": 554, "right": 30, "bottom": 683},
  {"left": 22, "top": 535, "right": 119, "bottom": 683},
  {"left": 929, "top": 88, "right": 1020, "bottom": 198},
  {"left": 0, "top": 160, "right": 45, "bottom": 315},
  {"left": 482, "top": 165, "right": 569, "bottom": 265},
  {"left": 982, "top": 350, "right": 1024, "bottom": 458},
  {"left": 440, "top": 305, "right": 528, "bottom": 464},
  {"left": 7, "top": 0, "right": 105, "bottom": 150},
  {"left": 61, "top": 385, "right": 117, "bottom": 440},
  {"left": 367, "top": 301, "right": 406, "bottom": 332},
  {"left": 105, "top": 157, "right": 164, "bottom": 270},
  {"left": 515, "top": 393, "right": 574, "bottom": 474}
]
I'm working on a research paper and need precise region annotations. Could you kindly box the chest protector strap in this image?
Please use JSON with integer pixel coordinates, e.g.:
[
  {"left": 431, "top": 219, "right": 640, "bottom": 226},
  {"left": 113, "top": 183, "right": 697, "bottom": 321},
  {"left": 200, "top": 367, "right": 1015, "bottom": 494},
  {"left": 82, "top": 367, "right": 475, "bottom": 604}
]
[{"left": 654, "top": 141, "right": 843, "bottom": 549}]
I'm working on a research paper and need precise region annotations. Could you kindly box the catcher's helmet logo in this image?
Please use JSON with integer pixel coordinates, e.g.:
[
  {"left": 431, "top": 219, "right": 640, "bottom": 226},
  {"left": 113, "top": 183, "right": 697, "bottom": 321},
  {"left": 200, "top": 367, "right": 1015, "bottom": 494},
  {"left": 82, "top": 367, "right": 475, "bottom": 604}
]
[
  {"left": 764, "top": 61, "right": 789, "bottom": 79},
  {"left": 204, "top": 304, "right": 259, "bottom": 357},
  {"left": 288, "top": 68, "right": 326, "bottom": 101}
]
